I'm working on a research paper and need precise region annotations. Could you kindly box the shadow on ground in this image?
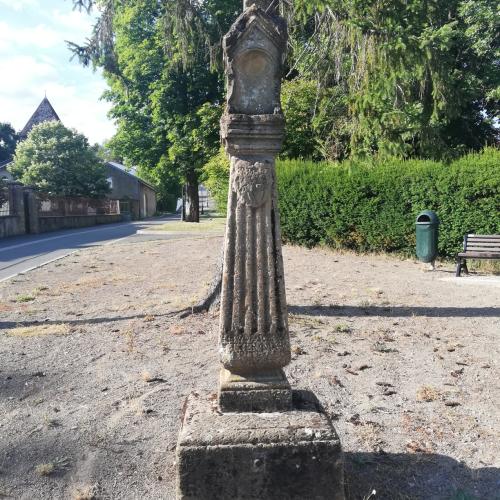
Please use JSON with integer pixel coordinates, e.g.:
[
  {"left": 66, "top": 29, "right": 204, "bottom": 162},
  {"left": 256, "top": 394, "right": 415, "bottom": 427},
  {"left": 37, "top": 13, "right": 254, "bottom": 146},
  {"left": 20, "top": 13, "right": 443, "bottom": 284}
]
[
  {"left": 293, "top": 390, "right": 499, "bottom": 499},
  {"left": 344, "top": 451, "right": 500, "bottom": 500},
  {"left": 289, "top": 304, "right": 500, "bottom": 318},
  {"left": 0, "top": 312, "right": 176, "bottom": 330}
]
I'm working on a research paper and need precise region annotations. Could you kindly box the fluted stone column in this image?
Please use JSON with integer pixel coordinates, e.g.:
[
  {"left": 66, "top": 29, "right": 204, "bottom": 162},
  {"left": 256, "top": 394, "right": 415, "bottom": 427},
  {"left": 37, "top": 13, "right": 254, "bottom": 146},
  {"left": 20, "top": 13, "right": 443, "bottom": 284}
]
[
  {"left": 175, "top": 2, "right": 345, "bottom": 497},
  {"left": 218, "top": 2, "right": 291, "bottom": 412}
]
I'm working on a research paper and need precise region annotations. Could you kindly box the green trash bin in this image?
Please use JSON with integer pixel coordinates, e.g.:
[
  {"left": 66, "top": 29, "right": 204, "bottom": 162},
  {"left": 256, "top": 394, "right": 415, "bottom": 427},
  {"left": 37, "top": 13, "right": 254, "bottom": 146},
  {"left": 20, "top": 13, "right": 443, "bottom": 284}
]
[{"left": 416, "top": 210, "right": 440, "bottom": 265}]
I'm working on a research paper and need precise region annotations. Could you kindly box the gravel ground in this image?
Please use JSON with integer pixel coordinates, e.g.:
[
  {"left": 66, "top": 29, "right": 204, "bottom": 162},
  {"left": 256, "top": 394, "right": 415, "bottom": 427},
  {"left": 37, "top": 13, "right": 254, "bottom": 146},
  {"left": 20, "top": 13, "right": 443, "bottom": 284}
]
[{"left": 0, "top": 232, "right": 498, "bottom": 500}]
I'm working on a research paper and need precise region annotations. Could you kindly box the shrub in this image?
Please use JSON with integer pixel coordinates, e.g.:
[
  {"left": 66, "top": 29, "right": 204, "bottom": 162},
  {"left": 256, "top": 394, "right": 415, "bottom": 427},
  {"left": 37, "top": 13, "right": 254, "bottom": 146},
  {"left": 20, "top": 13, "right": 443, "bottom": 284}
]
[
  {"left": 203, "top": 147, "right": 500, "bottom": 258},
  {"left": 10, "top": 122, "right": 109, "bottom": 197},
  {"left": 278, "top": 148, "right": 500, "bottom": 258},
  {"left": 202, "top": 149, "right": 230, "bottom": 213}
]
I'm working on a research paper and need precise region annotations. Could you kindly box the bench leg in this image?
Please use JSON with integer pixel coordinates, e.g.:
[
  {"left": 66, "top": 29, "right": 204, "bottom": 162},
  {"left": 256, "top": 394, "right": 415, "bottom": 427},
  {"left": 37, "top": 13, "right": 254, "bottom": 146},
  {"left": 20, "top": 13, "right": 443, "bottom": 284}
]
[
  {"left": 456, "top": 258, "right": 462, "bottom": 277},
  {"left": 463, "top": 260, "right": 469, "bottom": 275}
]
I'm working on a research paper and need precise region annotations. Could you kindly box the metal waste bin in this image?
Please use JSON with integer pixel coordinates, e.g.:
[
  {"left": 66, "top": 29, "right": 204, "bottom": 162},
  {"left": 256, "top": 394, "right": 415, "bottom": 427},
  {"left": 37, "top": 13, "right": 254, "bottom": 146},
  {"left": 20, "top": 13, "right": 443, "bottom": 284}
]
[{"left": 416, "top": 210, "right": 440, "bottom": 265}]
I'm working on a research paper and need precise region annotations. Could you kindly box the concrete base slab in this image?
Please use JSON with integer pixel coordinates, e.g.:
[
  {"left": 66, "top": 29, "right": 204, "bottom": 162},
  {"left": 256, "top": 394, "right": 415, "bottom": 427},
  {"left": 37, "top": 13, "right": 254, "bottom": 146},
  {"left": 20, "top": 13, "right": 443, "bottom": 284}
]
[{"left": 175, "top": 392, "right": 345, "bottom": 500}]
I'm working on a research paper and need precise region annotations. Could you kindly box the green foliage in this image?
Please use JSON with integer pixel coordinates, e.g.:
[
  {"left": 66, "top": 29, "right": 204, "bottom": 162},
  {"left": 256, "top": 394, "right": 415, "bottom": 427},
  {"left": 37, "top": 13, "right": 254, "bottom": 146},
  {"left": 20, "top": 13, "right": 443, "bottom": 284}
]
[
  {"left": 281, "top": 79, "right": 350, "bottom": 161},
  {"left": 202, "top": 149, "right": 230, "bottom": 213},
  {"left": 70, "top": 0, "right": 238, "bottom": 212},
  {"left": 0, "top": 122, "right": 18, "bottom": 162},
  {"left": 277, "top": 148, "right": 500, "bottom": 258},
  {"left": 10, "top": 122, "right": 109, "bottom": 197},
  {"left": 290, "top": 0, "right": 499, "bottom": 160}
]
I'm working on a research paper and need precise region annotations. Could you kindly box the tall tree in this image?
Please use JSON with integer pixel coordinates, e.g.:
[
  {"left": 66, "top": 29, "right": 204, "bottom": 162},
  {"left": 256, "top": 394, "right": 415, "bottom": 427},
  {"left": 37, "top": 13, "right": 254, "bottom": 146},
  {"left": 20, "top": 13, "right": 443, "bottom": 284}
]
[
  {"left": 0, "top": 123, "right": 18, "bottom": 163},
  {"left": 10, "top": 122, "right": 110, "bottom": 197},
  {"left": 70, "top": 0, "right": 239, "bottom": 220},
  {"left": 289, "top": 0, "right": 499, "bottom": 159}
]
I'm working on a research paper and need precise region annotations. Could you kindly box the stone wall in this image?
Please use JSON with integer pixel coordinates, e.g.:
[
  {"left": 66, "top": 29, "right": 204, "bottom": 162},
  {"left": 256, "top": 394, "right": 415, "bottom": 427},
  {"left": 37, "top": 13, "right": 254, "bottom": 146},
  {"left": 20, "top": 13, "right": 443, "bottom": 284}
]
[
  {"left": 0, "top": 183, "right": 26, "bottom": 238},
  {"left": 140, "top": 184, "right": 157, "bottom": 218},
  {"left": 37, "top": 214, "right": 122, "bottom": 234},
  {"left": 0, "top": 184, "right": 123, "bottom": 239}
]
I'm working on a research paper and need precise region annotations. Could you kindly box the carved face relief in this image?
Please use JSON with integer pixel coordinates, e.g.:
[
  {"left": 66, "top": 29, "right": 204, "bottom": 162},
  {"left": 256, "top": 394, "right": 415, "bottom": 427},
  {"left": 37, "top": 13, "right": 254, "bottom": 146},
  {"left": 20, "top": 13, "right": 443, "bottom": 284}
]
[{"left": 233, "top": 160, "right": 272, "bottom": 208}]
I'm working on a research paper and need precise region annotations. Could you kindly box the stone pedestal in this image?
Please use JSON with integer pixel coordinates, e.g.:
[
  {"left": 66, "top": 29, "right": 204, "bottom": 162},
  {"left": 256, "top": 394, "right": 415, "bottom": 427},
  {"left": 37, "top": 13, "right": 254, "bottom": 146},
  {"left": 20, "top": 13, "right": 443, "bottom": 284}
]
[
  {"left": 219, "top": 368, "right": 292, "bottom": 412},
  {"left": 176, "top": 393, "right": 344, "bottom": 500}
]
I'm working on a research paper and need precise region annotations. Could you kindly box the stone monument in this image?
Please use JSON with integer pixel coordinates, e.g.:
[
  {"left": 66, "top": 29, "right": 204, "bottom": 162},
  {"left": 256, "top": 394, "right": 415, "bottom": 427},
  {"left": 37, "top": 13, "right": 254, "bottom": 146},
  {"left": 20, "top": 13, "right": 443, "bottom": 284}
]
[{"left": 175, "top": 1, "right": 345, "bottom": 498}]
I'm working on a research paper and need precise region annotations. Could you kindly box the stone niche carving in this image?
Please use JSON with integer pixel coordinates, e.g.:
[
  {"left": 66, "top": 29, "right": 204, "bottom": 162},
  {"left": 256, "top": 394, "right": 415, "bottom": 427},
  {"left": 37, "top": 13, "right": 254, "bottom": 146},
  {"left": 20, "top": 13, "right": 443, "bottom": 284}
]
[{"left": 224, "top": 6, "right": 286, "bottom": 115}]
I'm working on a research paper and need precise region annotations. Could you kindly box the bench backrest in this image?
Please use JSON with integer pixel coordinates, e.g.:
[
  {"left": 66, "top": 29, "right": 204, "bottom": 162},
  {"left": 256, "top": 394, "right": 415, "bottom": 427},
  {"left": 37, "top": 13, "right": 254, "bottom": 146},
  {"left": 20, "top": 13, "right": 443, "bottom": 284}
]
[{"left": 464, "top": 234, "right": 500, "bottom": 254}]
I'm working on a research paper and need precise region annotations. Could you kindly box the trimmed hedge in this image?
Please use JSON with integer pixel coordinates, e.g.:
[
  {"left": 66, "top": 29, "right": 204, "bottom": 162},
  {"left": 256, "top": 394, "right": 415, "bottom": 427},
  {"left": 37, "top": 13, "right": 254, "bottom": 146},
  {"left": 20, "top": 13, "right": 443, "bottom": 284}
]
[{"left": 204, "top": 148, "right": 500, "bottom": 258}]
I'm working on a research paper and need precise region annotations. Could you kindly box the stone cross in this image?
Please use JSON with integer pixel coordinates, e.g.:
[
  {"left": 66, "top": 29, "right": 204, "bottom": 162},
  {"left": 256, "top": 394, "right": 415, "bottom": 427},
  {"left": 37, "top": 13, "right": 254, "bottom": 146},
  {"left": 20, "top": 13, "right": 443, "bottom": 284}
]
[{"left": 218, "top": 0, "right": 291, "bottom": 412}]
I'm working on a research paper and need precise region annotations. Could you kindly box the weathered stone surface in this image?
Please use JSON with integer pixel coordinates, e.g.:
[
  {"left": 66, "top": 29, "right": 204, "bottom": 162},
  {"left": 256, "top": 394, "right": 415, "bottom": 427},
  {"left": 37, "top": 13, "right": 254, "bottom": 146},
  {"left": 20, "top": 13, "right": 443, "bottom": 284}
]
[
  {"left": 224, "top": 7, "right": 286, "bottom": 115},
  {"left": 176, "top": 393, "right": 345, "bottom": 499},
  {"left": 218, "top": 2, "right": 290, "bottom": 411},
  {"left": 175, "top": 3, "right": 345, "bottom": 498},
  {"left": 218, "top": 368, "right": 292, "bottom": 412}
]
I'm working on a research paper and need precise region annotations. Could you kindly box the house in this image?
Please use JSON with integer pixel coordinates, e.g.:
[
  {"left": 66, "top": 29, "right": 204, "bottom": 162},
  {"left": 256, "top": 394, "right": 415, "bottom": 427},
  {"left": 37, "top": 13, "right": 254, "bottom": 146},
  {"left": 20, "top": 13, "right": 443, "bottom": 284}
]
[
  {"left": 105, "top": 162, "right": 156, "bottom": 219},
  {"left": 0, "top": 96, "right": 61, "bottom": 181},
  {"left": 1, "top": 98, "right": 157, "bottom": 219}
]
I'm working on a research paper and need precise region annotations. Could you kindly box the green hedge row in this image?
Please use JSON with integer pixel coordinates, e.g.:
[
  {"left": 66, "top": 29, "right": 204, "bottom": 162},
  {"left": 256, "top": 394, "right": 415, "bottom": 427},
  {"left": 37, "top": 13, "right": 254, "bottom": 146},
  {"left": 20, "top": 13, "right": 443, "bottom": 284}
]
[{"left": 204, "top": 148, "right": 500, "bottom": 258}]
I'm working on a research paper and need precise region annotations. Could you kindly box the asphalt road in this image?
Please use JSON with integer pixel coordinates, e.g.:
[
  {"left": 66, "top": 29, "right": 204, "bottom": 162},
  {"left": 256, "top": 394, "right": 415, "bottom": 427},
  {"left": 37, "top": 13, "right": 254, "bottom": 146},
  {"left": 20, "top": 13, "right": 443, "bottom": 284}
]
[{"left": 0, "top": 215, "right": 179, "bottom": 282}]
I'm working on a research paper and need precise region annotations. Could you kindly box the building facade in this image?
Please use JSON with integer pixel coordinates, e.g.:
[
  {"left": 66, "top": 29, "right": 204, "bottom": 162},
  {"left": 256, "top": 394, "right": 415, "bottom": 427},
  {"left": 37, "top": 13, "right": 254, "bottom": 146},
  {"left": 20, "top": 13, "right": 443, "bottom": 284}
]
[{"left": 105, "top": 162, "right": 156, "bottom": 219}]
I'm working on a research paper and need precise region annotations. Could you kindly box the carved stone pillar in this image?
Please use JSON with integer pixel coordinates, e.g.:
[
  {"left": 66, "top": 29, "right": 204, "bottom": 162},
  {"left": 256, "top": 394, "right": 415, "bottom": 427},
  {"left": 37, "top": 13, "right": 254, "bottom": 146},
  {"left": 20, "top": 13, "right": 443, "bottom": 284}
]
[
  {"left": 174, "top": 3, "right": 345, "bottom": 498},
  {"left": 218, "top": 5, "right": 292, "bottom": 412}
]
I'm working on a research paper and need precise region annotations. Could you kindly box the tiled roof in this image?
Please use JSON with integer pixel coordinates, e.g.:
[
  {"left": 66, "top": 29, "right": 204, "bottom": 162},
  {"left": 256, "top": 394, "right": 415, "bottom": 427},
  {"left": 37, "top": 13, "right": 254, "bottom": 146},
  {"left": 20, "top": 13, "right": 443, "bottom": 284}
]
[{"left": 19, "top": 97, "right": 61, "bottom": 139}]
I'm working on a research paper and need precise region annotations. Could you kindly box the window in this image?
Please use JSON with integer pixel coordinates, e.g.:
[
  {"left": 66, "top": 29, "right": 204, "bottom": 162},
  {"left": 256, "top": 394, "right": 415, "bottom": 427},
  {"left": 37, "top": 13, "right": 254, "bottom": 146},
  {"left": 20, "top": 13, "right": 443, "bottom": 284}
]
[{"left": 107, "top": 176, "right": 114, "bottom": 189}]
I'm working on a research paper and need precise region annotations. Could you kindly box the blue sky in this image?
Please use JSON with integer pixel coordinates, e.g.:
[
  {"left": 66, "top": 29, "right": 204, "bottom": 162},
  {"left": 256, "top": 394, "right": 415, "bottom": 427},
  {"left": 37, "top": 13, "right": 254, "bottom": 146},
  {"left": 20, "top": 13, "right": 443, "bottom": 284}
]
[{"left": 0, "top": 0, "right": 115, "bottom": 144}]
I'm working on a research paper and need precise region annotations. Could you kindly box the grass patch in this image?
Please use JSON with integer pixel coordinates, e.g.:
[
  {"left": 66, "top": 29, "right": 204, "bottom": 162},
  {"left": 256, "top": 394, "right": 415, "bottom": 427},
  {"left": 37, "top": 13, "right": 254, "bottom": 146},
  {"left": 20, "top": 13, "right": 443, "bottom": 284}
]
[
  {"left": 35, "top": 457, "right": 69, "bottom": 476},
  {"left": 15, "top": 294, "right": 35, "bottom": 303},
  {"left": 334, "top": 323, "right": 352, "bottom": 333},
  {"left": 4, "top": 323, "right": 70, "bottom": 337},
  {"left": 467, "top": 259, "right": 500, "bottom": 275},
  {"left": 72, "top": 484, "right": 99, "bottom": 500},
  {"left": 151, "top": 215, "right": 226, "bottom": 233}
]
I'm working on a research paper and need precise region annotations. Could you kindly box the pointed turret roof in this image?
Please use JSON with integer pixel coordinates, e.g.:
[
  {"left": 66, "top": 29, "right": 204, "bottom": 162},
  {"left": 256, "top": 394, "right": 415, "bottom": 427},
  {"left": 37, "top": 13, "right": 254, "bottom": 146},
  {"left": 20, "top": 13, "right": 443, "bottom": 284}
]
[{"left": 19, "top": 97, "right": 61, "bottom": 139}]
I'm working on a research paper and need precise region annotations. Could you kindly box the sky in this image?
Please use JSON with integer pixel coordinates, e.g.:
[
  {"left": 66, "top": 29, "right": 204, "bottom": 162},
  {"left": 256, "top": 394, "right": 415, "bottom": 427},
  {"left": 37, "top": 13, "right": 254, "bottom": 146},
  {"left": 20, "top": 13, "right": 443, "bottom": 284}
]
[{"left": 0, "top": 0, "right": 115, "bottom": 144}]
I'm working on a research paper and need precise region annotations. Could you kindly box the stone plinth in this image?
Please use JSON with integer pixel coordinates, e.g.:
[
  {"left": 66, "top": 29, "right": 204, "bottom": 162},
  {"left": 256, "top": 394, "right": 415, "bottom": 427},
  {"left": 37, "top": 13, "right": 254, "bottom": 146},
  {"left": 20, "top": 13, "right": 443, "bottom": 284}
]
[
  {"left": 218, "top": 368, "right": 292, "bottom": 412},
  {"left": 176, "top": 393, "right": 345, "bottom": 500}
]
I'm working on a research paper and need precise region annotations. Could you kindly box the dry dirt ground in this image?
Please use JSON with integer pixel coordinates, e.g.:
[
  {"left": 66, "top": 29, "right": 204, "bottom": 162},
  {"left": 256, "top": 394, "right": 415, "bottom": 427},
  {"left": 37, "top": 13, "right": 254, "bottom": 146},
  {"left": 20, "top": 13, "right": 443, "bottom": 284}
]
[{"left": 0, "top": 231, "right": 499, "bottom": 500}]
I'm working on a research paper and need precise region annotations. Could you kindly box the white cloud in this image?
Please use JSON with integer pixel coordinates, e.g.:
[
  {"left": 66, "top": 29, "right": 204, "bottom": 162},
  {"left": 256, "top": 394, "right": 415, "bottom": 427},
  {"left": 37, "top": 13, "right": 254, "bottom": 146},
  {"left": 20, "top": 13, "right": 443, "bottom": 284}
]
[
  {"left": 0, "top": 55, "right": 57, "bottom": 94},
  {"left": 51, "top": 8, "right": 96, "bottom": 38},
  {"left": 0, "top": 56, "right": 115, "bottom": 143},
  {"left": 0, "top": 22, "right": 62, "bottom": 51},
  {"left": 0, "top": 0, "right": 115, "bottom": 144},
  {"left": 0, "top": 0, "right": 39, "bottom": 11},
  {"left": 42, "top": 80, "right": 115, "bottom": 144}
]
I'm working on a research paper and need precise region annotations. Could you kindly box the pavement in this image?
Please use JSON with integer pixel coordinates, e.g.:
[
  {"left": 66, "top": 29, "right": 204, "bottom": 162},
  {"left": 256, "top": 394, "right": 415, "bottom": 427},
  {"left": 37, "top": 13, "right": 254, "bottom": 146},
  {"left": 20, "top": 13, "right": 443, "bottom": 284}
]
[{"left": 0, "top": 215, "right": 180, "bottom": 282}]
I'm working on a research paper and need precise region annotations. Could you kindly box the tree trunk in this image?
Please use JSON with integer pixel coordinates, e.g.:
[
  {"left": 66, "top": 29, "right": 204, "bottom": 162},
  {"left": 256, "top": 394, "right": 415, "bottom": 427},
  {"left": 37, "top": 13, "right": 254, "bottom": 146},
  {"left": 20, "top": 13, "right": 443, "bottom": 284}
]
[
  {"left": 179, "top": 247, "right": 223, "bottom": 318},
  {"left": 182, "top": 170, "right": 200, "bottom": 222}
]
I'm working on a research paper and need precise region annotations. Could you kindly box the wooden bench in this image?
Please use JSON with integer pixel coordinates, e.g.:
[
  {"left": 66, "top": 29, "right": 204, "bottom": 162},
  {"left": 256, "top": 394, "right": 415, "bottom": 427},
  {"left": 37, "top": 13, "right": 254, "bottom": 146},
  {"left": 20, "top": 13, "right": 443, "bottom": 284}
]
[{"left": 456, "top": 234, "right": 500, "bottom": 276}]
